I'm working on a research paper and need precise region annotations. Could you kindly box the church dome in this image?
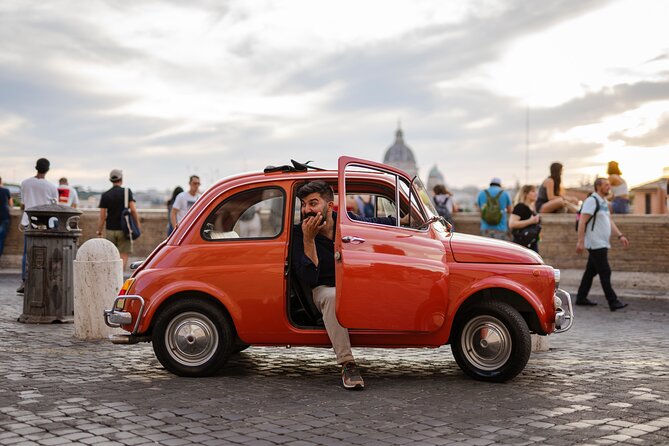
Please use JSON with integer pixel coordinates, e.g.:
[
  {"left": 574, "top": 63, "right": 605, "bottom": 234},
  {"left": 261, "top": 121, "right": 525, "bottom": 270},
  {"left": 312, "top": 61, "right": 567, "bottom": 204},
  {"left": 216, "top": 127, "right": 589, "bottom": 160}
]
[{"left": 382, "top": 126, "right": 418, "bottom": 177}]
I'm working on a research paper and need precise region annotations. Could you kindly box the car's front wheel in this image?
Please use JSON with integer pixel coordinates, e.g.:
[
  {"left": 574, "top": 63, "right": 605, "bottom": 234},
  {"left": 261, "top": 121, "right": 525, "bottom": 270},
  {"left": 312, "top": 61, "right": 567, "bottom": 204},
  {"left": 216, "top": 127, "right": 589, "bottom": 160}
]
[
  {"left": 152, "top": 299, "right": 233, "bottom": 377},
  {"left": 451, "top": 301, "right": 531, "bottom": 382}
]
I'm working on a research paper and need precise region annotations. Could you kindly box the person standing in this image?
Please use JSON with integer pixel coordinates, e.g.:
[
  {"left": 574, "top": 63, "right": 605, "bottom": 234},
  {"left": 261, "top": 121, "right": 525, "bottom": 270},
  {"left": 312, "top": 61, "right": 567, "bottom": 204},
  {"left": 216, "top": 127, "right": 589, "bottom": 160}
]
[
  {"left": 575, "top": 178, "right": 629, "bottom": 311},
  {"left": 170, "top": 175, "right": 201, "bottom": 229},
  {"left": 166, "top": 186, "right": 183, "bottom": 236},
  {"left": 508, "top": 185, "right": 541, "bottom": 253},
  {"left": 97, "top": 169, "right": 141, "bottom": 270},
  {"left": 0, "top": 176, "right": 14, "bottom": 260},
  {"left": 432, "top": 184, "right": 456, "bottom": 225},
  {"left": 57, "top": 177, "right": 80, "bottom": 208},
  {"left": 18, "top": 158, "right": 59, "bottom": 293},
  {"left": 607, "top": 161, "right": 630, "bottom": 214},
  {"left": 476, "top": 178, "right": 512, "bottom": 240}
]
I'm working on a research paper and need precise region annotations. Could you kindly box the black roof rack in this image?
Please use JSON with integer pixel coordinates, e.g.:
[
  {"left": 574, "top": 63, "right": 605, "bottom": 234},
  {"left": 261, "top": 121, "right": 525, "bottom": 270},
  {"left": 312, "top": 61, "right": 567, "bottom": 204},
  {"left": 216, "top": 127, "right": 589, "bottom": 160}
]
[{"left": 264, "top": 159, "right": 326, "bottom": 174}]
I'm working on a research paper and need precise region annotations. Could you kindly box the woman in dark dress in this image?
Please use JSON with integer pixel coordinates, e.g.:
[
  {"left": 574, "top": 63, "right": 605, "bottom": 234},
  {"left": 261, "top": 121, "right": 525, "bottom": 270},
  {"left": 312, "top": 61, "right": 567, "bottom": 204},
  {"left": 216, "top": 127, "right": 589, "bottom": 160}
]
[{"left": 509, "top": 185, "right": 541, "bottom": 253}]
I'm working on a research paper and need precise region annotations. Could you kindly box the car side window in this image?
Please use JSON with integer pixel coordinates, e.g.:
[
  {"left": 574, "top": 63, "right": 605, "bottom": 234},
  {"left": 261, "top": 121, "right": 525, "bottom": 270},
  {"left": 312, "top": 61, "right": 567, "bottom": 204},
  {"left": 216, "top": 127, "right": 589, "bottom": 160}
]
[{"left": 202, "top": 187, "right": 284, "bottom": 240}]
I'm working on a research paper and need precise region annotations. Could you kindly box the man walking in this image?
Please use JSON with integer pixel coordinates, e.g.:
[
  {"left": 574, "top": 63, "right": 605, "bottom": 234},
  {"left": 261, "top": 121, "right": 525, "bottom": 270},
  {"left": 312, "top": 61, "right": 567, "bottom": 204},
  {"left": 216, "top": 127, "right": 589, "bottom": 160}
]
[
  {"left": 18, "top": 158, "right": 58, "bottom": 293},
  {"left": 97, "top": 169, "right": 141, "bottom": 270},
  {"left": 477, "top": 177, "right": 512, "bottom": 240},
  {"left": 170, "top": 175, "right": 201, "bottom": 229},
  {"left": 575, "top": 178, "right": 629, "bottom": 311}
]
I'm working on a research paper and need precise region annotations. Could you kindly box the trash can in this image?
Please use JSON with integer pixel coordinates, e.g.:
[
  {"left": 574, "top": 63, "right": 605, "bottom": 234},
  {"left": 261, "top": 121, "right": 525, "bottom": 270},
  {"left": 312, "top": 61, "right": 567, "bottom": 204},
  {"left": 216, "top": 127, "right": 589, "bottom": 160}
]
[{"left": 18, "top": 203, "right": 83, "bottom": 323}]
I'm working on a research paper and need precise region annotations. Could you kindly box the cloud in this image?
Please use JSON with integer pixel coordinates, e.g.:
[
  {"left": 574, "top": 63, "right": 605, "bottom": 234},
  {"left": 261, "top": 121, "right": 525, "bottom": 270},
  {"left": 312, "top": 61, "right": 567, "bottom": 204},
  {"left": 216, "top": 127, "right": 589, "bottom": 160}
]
[{"left": 609, "top": 113, "right": 669, "bottom": 147}]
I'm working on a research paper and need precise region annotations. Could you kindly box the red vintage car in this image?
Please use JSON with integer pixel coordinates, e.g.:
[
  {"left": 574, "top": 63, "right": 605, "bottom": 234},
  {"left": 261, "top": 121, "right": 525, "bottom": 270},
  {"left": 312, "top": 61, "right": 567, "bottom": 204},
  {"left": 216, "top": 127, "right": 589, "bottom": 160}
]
[{"left": 104, "top": 157, "right": 573, "bottom": 382}]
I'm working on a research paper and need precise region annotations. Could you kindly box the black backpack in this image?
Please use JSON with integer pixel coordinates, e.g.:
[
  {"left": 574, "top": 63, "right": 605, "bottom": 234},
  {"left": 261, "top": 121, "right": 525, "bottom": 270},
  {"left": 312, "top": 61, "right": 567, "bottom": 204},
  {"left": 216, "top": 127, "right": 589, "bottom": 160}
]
[
  {"left": 575, "top": 194, "right": 600, "bottom": 232},
  {"left": 433, "top": 195, "right": 453, "bottom": 223}
]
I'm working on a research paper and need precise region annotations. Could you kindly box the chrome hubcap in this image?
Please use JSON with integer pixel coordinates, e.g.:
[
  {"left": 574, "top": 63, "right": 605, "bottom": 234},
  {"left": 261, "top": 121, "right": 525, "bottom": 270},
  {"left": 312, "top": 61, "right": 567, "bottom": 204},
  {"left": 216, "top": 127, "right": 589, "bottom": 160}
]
[
  {"left": 165, "top": 312, "right": 219, "bottom": 367},
  {"left": 461, "top": 315, "right": 512, "bottom": 371}
]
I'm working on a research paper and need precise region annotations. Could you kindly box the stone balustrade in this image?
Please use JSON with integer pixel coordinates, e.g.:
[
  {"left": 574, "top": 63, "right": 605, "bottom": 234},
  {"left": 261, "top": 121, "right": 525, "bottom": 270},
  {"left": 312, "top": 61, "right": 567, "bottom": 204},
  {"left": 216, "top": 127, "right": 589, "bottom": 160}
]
[{"left": 1, "top": 209, "right": 667, "bottom": 273}]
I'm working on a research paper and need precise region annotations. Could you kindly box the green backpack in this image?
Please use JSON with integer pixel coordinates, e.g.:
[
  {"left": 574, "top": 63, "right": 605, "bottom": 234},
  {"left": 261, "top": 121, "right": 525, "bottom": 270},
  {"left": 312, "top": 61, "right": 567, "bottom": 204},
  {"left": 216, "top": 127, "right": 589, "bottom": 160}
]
[{"left": 482, "top": 190, "right": 503, "bottom": 225}]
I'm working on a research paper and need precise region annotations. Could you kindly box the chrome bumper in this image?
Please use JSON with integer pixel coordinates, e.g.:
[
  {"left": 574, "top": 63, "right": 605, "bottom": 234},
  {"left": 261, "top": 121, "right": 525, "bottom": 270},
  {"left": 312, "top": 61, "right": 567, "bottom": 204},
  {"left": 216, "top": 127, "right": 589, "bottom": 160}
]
[
  {"left": 553, "top": 288, "right": 574, "bottom": 333},
  {"left": 103, "top": 295, "right": 145, "bottom": 336}
]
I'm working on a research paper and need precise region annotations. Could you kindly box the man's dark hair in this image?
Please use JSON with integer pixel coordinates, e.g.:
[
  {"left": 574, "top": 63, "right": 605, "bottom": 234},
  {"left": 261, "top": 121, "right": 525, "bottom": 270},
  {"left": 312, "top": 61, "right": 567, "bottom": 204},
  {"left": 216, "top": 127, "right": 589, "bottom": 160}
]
[
  {"left": 297, "top": 180, "right": 334, "bottom": 202},
  {"left": 35, "top": 158, "right": 50, "bottom": 174},
  {"left": 594, "top": 177, "right": 607, "bottom": 191},
  {"left": 189, "top": 175, "right": 200, "bottom": 183}
]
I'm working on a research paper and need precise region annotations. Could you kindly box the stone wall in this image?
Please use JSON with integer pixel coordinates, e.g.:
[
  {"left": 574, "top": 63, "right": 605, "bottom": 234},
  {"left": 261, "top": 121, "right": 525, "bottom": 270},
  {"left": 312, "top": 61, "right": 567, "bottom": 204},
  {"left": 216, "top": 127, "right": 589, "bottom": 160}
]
[
  {"left": 452, "top": 212, "right": 669, "bottom": 273},
  {"left": 1, "top": 209, "right": 667, "bottom": 273}
]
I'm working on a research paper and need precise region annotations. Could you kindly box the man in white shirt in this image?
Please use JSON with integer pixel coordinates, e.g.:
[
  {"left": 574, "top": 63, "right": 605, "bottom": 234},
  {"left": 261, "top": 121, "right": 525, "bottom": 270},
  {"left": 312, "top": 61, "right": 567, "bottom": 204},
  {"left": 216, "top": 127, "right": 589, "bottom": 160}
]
[
  {"left": 57, "top": 177, "right": 79, "bottom": 208},
  {"left": 575, "top": 178, "right": 630, "bottom": 311},
  {"left": 18, "top": 158, "right": 59, "bottom": 294},
  {"left": 170, "top": 175, "right": 201, "bottom": 228}
]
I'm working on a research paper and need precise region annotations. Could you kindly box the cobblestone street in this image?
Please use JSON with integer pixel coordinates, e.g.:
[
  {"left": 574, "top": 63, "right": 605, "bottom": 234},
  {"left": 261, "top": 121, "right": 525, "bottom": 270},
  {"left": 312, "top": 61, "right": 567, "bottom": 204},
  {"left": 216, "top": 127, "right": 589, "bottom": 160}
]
[{"left": 1, "top": 271, "right": 668, "bottom": 446}]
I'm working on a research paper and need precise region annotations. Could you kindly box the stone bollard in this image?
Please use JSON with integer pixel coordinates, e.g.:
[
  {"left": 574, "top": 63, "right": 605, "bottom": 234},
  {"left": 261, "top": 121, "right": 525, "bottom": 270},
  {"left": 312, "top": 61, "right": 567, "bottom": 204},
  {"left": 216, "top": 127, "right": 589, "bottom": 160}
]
[
  {"left": 73, "top": 238, "right": 123, "bottom": 340},
  {"left": 531, "top": 334, "right": 550, "bottom": 352}
]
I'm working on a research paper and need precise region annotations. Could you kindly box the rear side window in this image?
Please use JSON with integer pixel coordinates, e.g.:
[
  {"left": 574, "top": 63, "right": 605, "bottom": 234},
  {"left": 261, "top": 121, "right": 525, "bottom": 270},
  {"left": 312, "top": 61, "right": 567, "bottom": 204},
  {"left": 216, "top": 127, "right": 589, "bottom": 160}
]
[{"left": 202, "top": 187, "right": 285, "bottom": 240}]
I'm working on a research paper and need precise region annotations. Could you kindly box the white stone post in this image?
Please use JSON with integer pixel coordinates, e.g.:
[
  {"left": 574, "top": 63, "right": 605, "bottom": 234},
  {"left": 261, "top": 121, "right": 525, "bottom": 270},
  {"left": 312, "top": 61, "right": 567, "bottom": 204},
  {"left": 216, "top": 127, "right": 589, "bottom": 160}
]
[
  {"left": 531, "top": 334, "right": 550, "bottom": 352},
  {"left": 73, "top": 238, "right": 124, "bottom": 340}
]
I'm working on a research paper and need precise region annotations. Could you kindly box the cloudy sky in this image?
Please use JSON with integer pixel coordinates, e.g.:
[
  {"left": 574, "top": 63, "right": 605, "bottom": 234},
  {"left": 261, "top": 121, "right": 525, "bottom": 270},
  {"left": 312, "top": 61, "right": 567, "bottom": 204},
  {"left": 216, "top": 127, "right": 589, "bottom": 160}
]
[{"left": 1, "top": 0, "right": 668, "bottom": 192}]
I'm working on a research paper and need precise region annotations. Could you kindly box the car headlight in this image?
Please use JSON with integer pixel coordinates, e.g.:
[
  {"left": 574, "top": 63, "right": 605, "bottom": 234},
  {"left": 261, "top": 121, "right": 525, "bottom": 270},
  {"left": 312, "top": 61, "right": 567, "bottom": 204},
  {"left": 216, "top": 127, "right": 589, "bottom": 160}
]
[{"left": 553, "top": 268, "right": 560, "bottom": 290}]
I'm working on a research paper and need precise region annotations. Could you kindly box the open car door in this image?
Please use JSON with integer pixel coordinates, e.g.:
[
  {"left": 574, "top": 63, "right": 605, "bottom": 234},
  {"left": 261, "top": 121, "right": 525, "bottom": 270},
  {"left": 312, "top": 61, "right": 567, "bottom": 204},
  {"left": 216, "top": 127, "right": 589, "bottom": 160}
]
[{"left": 335, "top": 156, "right": 449, "bottom": 333}]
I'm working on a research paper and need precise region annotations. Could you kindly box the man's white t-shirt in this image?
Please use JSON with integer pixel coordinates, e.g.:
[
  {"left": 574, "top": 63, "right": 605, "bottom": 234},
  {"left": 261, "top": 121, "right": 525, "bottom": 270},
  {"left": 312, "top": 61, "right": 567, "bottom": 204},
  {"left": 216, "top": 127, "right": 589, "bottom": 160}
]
[
  {"left": 172, "top": 191, "right": 201, "bottom": 224},
  {"left": 20, "top": 177, "right": 59, "bottom": 226},
  {"left": 58, "top": 185, "right": 80, "bottom": 207},
  {"left": 581, "top": 193, "right": 611, "bottom": 250}
]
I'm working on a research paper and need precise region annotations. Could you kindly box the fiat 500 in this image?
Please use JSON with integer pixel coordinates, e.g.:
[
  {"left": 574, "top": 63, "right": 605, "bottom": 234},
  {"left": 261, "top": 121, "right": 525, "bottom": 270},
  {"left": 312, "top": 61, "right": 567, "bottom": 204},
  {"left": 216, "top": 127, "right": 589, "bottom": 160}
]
[{"left": 104, "top": 157, "right": 573, "bottom": 382}]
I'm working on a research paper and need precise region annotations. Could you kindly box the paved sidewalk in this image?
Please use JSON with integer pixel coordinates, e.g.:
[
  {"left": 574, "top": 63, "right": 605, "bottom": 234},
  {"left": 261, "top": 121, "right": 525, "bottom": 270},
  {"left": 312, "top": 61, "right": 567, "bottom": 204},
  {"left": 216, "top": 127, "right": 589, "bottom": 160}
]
[{"left": 1, "top": 271, "right": 668, "bottom": 446}]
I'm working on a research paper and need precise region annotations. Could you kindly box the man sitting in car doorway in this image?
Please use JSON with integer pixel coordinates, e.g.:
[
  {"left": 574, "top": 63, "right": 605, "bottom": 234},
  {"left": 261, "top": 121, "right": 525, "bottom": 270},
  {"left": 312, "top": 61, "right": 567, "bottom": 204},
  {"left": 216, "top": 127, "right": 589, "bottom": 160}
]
[{"left": 291, "top": 180, "right": 406, "bottom": 390}]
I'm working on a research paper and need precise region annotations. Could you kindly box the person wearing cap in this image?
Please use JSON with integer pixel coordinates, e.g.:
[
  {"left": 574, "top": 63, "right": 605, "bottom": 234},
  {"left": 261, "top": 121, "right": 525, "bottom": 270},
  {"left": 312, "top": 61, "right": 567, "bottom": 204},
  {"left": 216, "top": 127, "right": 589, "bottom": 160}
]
[
  {"left": 17, "top": 158, "right": 59, "bottom": 294},
  {"left": 476, "top": 177, "right": 513, "bottom": 240},
  {"left": 97, "top": 169, "right": 141, "bottom": 270}
]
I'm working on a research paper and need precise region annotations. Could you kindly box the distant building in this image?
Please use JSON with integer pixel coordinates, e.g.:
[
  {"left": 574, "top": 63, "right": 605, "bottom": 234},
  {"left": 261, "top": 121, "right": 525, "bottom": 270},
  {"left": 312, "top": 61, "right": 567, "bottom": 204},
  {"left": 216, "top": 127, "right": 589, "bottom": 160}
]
[
  {"left": 630, "top": 168, "right": 669, "bottom": 214},
  {"left": 426, "top": 164, "right": 445, "bottom": 196},
  {"left": 383, "top": 125, "right": 418, "bottom": 178}
]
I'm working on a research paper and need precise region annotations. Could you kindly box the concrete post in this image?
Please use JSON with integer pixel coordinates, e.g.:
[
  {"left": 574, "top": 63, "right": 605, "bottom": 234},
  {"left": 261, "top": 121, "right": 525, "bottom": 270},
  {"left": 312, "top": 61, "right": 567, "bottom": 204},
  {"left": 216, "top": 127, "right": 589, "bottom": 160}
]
[
  {"left": 531, "top": 334, "right": 550, "bottom": 352},
  {"left": 73, "top": 238, "right": 123, "bottom": 340}
]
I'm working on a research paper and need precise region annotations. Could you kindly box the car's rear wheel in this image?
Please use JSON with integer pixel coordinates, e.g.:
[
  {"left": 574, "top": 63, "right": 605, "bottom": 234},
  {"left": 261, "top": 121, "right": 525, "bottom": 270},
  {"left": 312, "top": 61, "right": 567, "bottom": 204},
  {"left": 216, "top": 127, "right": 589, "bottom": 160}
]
[
  {"left": 451, "top": 301, "right": 531, "bottom": 382},
  {"left": 152, "top": 299, "right": 233, "bottom": 377}
]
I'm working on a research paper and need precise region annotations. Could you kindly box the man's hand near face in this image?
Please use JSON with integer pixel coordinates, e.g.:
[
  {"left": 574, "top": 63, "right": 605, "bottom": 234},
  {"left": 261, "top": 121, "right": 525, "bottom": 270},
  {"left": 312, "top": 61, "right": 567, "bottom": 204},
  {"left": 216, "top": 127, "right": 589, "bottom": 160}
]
[{"left": 302, "top": 212, "right": 326, "bottom": 266}]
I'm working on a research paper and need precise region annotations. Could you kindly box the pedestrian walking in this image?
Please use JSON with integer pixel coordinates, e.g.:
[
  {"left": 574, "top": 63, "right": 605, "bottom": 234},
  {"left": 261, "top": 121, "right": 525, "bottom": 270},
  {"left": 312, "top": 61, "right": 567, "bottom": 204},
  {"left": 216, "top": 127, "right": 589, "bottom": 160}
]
[
  {"left": 575, "top": 178, "right": 630, "bottom": 311},
  {"left": 0, "top": 176, "right": 14, "bottom": 261},
  {"left": 57, "top": 177, "right": 79, "bottom": 208},
  {"left": 97, "top": 169, "right": 141, "bottom": 270},
  {"left": 170, "top": 176, "right": 201, "bottom": 229},
  {"left": 476, "top": 177, "right": 512, "bottom": 240},
  {"left": 18, "top": 158, "right": 59, "bottom": 293},
  {"left": 607, "top": 161, "right": 630, "bottom": 214}
]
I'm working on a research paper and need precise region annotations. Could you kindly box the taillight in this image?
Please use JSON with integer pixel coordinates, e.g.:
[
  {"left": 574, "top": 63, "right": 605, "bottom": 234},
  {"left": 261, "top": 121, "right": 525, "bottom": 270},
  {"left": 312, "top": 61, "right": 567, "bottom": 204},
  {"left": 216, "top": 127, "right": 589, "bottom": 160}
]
[{"left": 118, "top": 278, "right": 135, "bottom": 296}]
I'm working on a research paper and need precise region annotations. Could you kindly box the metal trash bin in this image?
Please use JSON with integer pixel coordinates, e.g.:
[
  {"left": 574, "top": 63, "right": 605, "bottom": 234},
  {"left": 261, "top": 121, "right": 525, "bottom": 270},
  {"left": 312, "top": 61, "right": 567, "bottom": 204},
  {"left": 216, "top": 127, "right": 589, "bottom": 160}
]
[{"left": 18, "top": 204, "right": 83, "bottom": 323}]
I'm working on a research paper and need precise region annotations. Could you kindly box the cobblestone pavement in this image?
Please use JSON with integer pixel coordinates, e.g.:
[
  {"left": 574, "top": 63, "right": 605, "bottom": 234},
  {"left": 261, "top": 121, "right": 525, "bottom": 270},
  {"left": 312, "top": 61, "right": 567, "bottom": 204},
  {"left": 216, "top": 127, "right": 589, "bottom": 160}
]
[{"left": 1, "top": 271, "right": 667, "bottom": 446}]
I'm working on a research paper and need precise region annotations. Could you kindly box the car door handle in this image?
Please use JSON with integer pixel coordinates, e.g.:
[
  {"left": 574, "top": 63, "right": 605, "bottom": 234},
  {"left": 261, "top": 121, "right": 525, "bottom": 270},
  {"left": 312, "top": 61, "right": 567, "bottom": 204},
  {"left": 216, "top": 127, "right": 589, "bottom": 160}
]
[{"left": 342, "top": 236, "right": 365, "bottom": 244}]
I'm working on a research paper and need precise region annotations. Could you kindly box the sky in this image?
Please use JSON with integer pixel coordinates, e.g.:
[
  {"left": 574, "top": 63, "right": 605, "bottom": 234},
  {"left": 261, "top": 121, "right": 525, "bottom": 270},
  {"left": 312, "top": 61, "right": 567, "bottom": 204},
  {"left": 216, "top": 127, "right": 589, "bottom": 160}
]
[{"left": 1, "top": 0, "right": 668, "bottom": 192}]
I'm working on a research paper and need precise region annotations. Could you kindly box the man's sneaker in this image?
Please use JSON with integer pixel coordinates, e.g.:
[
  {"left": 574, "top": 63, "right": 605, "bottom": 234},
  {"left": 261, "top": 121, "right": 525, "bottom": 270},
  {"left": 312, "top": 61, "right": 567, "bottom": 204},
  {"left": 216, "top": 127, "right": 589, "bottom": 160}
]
[
  {"left": 16, "top": 282, "right": 25, "bottom": 294},
  {"left": 341, "top": 362, "right": 364, "bottom": 390}
]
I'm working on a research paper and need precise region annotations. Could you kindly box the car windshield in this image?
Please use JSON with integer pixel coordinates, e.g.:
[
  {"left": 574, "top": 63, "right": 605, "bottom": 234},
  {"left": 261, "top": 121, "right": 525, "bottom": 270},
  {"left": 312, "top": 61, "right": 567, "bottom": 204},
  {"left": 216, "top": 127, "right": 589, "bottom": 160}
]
[{"left": 412, "top": 176, "right": 446, "bottom": 231}]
